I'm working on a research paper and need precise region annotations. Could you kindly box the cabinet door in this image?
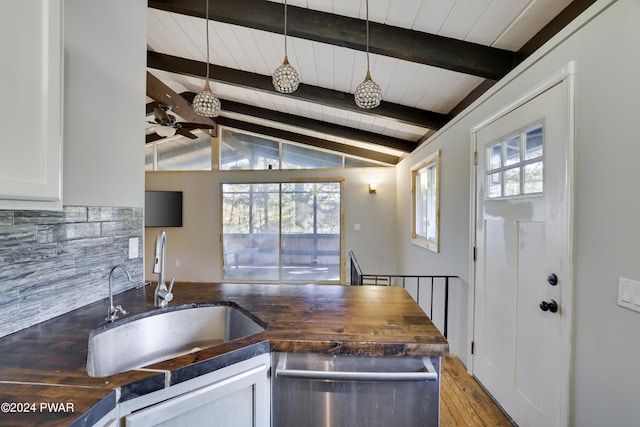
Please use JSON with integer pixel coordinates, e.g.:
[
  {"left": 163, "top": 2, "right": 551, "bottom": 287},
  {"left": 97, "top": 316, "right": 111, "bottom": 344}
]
[
  {"left": 0, "top": 0, "right": 63, "bottom": 210},
  {"left": 124, "top": 355, "right": 270, "bottom": 427}
]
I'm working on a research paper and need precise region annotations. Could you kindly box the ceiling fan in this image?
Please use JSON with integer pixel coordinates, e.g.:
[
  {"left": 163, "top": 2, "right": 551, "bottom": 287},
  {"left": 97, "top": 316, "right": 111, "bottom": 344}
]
[
  {"left": 146, "top": 71, "right": 217, "bottom": 141},
  {"left": 148, "top": 104, "right": 215, "bottom": 139}
]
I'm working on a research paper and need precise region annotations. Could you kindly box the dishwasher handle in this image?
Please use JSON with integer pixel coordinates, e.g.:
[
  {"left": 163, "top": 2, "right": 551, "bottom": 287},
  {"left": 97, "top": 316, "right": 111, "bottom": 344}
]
[{"left": 276, "top": 356, "right": 438, "bottom": 382}]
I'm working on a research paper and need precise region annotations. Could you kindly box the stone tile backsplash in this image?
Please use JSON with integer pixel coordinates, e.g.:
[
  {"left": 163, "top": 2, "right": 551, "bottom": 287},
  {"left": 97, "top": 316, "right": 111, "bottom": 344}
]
[{"left": 0, "top": 206, "right": 143, "bottom": 338}]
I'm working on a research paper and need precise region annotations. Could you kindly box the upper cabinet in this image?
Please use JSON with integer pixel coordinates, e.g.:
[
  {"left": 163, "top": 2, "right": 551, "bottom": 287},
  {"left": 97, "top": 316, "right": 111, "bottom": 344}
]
[{"left": 0, "top": 0, "right": 63, "bottom": 210}]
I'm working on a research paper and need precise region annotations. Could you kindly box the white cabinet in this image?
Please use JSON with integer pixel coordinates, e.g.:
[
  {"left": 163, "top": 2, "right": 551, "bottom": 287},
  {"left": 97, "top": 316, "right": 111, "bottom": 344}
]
[
  {"left": 0, "top": 0, "right": 63, "bottom": 210},
  {"left": 118, "top": 354, "right": 270, "bottom": 427}
]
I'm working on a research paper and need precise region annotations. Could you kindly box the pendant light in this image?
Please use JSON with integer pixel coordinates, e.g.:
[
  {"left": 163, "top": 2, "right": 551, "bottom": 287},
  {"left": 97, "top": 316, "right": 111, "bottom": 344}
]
[
  {"left": 354, "top": 0, "right": 382, "bottom": 109},
  {"left": 193, "top": 0, "right": 221, "bottom": 118},
  {"left": 272, "top": 0, "right": 300, "bottom": 94}
]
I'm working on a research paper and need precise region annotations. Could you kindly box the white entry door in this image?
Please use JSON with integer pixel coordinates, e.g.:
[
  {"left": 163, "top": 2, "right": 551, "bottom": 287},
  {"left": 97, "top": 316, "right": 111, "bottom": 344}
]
[{"left": 472, "top": 75, "right": 573, "bottom": 426}]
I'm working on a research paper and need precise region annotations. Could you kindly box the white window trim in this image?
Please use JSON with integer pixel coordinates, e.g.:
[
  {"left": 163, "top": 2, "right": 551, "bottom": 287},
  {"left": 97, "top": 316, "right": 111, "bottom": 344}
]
[{"left": 411, "top": 150, "right": 440, "bottom": 253}]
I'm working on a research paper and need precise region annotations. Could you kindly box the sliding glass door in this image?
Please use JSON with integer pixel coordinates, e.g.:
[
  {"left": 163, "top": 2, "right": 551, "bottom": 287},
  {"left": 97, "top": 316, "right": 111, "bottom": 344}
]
[{"left": 221, "top": 182, "right": 342, "bottom": 283}]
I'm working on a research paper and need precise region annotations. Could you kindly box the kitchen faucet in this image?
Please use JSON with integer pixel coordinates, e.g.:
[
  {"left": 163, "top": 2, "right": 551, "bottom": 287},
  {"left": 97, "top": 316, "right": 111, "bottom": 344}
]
[
  {"left": 153, "top": 230, "right": 175, "bottom": 307},
  {"left": 106, "top": 265, "right": 131, "bottom": 322}
]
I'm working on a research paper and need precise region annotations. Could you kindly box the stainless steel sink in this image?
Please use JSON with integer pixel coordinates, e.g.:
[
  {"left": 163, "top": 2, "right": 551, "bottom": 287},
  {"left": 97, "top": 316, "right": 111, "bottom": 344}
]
[{"left": 86, "top": 304, "right": 265, "bottom": 377}]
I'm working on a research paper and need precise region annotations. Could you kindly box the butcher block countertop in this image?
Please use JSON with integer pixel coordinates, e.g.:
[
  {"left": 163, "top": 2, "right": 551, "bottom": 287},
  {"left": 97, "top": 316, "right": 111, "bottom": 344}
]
[{"left": 0, "top": 282, "right": 448, "bottom": 426}]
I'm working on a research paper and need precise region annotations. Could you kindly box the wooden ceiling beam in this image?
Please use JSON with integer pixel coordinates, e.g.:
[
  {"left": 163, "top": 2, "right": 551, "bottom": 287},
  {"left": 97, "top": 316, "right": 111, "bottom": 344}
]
[
  {"left": 148, "top": 51, "right": 449, "bottom": 131},
  {"left": 189, "top": 97, "right": 417, "bottom": 153},
  {"left": 148, "top": 0, "right": 520, "bottom": 80}
]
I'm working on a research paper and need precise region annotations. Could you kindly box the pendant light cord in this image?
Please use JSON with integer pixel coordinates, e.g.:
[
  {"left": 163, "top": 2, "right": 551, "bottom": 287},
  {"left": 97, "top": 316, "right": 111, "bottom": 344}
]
[
  {"left": 205, "top": 0, "right": 210, "bottom": 82},
  {"left": 365, "top": 0, "right": 370, "bottom": 73},
  {"left": 284, "top": 0, "right": 288, "bottom": 58}
]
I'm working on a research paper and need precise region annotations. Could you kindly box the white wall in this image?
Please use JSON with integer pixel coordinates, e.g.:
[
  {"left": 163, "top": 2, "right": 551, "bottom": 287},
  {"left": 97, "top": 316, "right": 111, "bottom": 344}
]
[
  {"left": 395, "top": 0, "right": 640, "bottom": 425},
  {"left": 145, "top": 167, "right": 396, "bottom": 282},
  {"left": 64, "top": 0, "right": 146, "bottom": 208}
]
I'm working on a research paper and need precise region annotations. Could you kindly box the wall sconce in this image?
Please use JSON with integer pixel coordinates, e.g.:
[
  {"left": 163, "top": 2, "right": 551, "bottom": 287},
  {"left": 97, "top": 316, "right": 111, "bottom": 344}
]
[{"left": 369, "top": 183, "right": 377, "bottom": 195}]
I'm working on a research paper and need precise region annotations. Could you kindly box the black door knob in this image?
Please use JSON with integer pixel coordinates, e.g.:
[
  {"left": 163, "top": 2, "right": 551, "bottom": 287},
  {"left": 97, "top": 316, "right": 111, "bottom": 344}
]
[
  {"left": 539, "top": 299, "right": 558, "bottom": 313},
  {"left": 547, "top": 273, "right": 558, "bottom": 286}
]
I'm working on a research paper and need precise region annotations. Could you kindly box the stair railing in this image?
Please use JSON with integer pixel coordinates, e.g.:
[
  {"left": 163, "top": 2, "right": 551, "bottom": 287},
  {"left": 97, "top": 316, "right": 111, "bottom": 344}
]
[{"left": 349, "top": 250, "right": 457, "bottom": 339}]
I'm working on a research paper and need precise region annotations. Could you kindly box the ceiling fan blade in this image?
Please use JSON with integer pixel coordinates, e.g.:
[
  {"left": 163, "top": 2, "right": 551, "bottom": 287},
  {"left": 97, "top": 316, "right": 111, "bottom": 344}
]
[
  {"left": 146, "top": 71, "right": 217, "bottom": 136},
  {"left": 178, "top": 122, "right": 216, "bottom": 130},
  {"left": 176, "top": 127, "right": 199, "bottom": 139}
]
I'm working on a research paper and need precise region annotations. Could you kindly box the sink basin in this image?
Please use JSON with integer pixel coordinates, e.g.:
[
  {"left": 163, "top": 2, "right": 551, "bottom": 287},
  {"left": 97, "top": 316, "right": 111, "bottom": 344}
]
[{"left": 86, "top": 304, "right": 265, "bottom": 377}]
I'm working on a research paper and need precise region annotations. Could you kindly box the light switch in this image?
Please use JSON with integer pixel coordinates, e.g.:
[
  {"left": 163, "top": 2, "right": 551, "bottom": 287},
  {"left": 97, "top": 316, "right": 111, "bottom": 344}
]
[
  {"left": 354, "top": 224, "right": 361, "bottom": 231},
  {"left": 621, "top": 286, "right": 634, "bottom": 303},
  {"left": 618, "top": 277, "right": 640, "bottom": 313},
  {"left": 634, "top": 289, "right": 640, "bottom": 307},
  {"left": 128, "top": 238, "right": 139, "bottom": 259}
]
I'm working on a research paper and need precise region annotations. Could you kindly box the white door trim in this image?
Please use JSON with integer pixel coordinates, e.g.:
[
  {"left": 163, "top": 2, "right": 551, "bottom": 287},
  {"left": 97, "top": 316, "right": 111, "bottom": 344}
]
[{"left": 468, "top": 62, "right": 575, "bottom": 426}]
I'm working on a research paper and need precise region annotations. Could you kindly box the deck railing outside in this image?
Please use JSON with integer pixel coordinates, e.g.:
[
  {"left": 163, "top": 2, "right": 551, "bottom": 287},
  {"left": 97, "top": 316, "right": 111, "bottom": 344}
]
[{"left": 349, "top": 250, "right": 458, "bottom": 339}]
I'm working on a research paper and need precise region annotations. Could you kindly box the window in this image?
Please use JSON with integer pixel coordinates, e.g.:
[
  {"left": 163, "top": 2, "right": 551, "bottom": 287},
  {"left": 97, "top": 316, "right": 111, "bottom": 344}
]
[
  {"left": 412, "top": 150, "right": 440, "bottom": 252},
  {"left": 145, "top": 132, "right": 213, "bottom": 171},
  {"left": 146, "top": 127, "right": 392, "bottom": 171},
  {"left": 221, "top": 181, "right": 342, "bottom": 283},
  {"left": 486, "top": 124, "right": 543, "bottom": 199},
  {"left": 220, "top": 129, "right": 279, "bottom": 170}
]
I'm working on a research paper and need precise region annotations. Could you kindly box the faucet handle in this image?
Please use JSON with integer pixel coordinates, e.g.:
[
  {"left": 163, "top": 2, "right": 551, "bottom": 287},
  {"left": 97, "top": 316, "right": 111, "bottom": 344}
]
[
  {"left": 164, "top": 278, "right": 175, "bottom": 303},
  {"left": 106, "top": 305, "right": 128, "bottom": 322}
]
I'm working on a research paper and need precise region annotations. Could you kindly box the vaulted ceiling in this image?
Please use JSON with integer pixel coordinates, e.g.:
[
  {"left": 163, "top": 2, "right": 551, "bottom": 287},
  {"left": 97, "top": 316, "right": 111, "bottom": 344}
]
[{"left": 146, "top": 0, "right": 595, "bottom": 165}]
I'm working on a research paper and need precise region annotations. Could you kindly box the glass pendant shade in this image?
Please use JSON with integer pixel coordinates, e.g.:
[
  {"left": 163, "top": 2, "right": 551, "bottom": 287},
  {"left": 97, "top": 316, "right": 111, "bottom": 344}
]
[
  {"left": 354, "top": 71, "right": 382, "bottom": 109},
  {"left": 193, "top": 80, "right": 221, "bottom": 118},
  {"left": 273, "top": 56, "right": 300, "bottom": 94}
]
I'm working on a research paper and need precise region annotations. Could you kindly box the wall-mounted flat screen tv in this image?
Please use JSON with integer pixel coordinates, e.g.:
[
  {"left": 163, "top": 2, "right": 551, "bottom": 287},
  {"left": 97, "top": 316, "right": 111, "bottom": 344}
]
[{"left": 145, "top": 191, "right": 183, "bottom": 227}]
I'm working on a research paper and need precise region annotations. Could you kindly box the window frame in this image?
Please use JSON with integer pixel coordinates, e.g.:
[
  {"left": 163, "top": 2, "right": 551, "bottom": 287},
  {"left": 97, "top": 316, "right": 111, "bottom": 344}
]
[
  {"left": 411, "top": 150, "right": 441, "bottom": 253},
  {"left": 485, "top": 123, "right": 544, "bottom": 200},
  {"left": 220, "top": 179, "right": 345, "bottom": 284}
]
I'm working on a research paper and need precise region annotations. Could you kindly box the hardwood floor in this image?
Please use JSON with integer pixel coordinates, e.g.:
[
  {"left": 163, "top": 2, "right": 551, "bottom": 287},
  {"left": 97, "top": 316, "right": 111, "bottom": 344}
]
[{"left": 440, "top": 355, "right": 515, "bottom": 426}]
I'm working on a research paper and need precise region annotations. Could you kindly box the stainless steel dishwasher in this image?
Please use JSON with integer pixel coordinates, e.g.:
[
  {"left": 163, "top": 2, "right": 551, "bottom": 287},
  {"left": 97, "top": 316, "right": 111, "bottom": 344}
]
[{"left": 272, "top": 352, "right": 440, "bottom": 427}]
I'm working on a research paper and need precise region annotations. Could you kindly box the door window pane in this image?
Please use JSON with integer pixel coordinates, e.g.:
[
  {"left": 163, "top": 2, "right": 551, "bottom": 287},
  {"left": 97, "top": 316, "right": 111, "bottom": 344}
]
[
  {"left": 281, "top": 182, "right": 341, "bottom": 282},
  {"left": 523, "top": 161, "right": 544, "bottom": 194},
  {"left": 525, "top": 125, "right": 543, "bottom": 160},
  {"left": 488, "top": 172, "right": 501, "bottom": 198},
  {"left": 505, "top": 135, "right": 521, "bottom": 166},
  {"left": 222, "top": 183, "right": 281, "bottom": 281},
  {"left": 489, "top": 143, "right": 502, "bottom": 170},
  {"left": 504, "top": 167, "right": 521, "bottom": 196},
  {"left": 485, "top": 124, "right": 544, "bottom": 199}
]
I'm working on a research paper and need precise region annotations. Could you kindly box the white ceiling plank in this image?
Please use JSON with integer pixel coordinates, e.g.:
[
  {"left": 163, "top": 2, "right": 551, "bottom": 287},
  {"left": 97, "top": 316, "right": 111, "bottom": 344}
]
[
  {"left": 304, "top": 0, "right": 331, "bottom": 14},
  {"left": 412, "top": 0, "right": 457, "bottom": 35},
  {"left": 416, "top": 69, "right": 466, "bottom": 113},
  {"left": 385, "top": 0, "right": 423, "bottom": 28},
  {"left": 167, "top": 12, "right": 205, "bottom": 61},
  {"left": 466, "top": 0, "right": 531, "bottom": 46},
  {"left": 432, "top": 74, "right": 483, "bottom": 112},
  {"left": 312, "top": 42, "right": 335, "bottom": 89},
  {"left": 289, "top": 38, "right": 317, "bottom": 85},
  {"left": 333, "top": 0, "right": 361, "bottom": 19},
  {"left": 148, "top": 11, "right": 187, "bottom": 59},
  {"left": 493, "top": 0, "right": 573, "bottom": 50},
  {"left": 210, "top": 22, "right": 251, "bottom": 70},
  {"left": 333, "top": 46, "right": 357, "bottom": 94},
  {"left": 440, "top": 0, "right": 494, "bottom": 41}
]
